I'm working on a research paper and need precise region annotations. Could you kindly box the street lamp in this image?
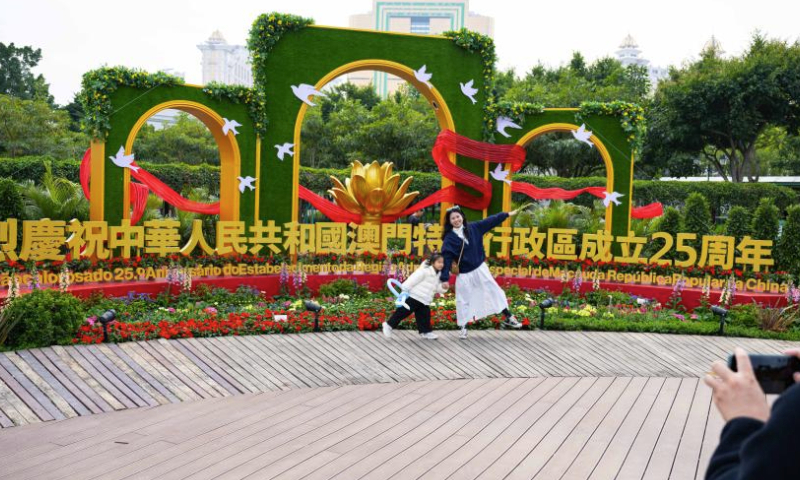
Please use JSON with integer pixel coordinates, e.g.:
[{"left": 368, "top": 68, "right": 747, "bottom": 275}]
[{"left": 538, "top": 298, "right": 555, "bottom": 330}]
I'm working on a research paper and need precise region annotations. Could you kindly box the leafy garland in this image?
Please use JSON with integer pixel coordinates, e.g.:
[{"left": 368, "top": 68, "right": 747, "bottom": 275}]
[
  {"left": 78, "top": 67, "right": 184, "bottom": 139},
  {"left": 442, "top": 29, "right": 497, "bottom": 140},
  {"left": 248, "top": 13, "right": 314, "bottom": 132},
  {"left": 488, "top": 100, "right": 545, "bottom": 129},
  {"left": 202, "top": 82, "right": 267, "bottom": 137},
  {"left": 576, "top": 101, "right": 647, "bottom": 154}
]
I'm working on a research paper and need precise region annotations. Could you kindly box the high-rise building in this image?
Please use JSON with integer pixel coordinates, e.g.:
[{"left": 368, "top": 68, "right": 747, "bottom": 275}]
[
  {"left": 349, "top": 0, "right": 494, "bottom": 96},
  {"left": 197, "top": 30, "right": 253, "bottom": 87},
  {"left": 615, "top": 34, "right": 669, "bottom": 87}
]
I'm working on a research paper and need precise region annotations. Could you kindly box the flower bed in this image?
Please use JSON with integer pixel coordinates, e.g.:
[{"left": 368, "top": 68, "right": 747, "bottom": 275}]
[{"left": 60, "top": 281, "right": 800, "bottom": 347}]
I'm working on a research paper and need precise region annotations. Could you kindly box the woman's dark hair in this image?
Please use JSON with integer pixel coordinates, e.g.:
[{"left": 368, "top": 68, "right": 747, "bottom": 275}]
[{"left": 442, "top": 206, "right": 468, "bottom": 240}]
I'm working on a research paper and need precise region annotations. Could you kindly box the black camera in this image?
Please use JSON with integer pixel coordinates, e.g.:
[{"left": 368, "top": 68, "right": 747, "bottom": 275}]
[{"left": 727, "top": 354, "right": 800, "bottom": 394}]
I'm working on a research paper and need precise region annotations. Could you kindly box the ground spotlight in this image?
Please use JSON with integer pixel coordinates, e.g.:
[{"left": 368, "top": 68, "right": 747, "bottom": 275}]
[
  {"left": 304, "top": 300, "right": 323, "bottom": 332},
  {"left": 538, "top": 298, "right": 555, "bottom": 330},
  {"left": 711, "top": 305, "right": 729, "bottom": 335},
  {"left": 98, "top": 309, "right": 116, "bottom": 342}
]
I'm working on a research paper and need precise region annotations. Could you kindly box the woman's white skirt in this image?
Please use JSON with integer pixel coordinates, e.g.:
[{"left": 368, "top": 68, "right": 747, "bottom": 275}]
[{"left": 455, "top": 262, "right": 509, "bottom": 327}]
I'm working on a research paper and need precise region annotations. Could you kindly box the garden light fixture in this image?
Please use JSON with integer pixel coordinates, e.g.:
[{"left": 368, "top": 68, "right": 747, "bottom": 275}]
[
  {"left": 539, "top": 298, "right": 555, "bottom": 330},
  {"left": 711, "top": 305, "right": 729, "bottom": 335},
  {"left": 98, "top": 309, "right": 116, "bottom": 342},
  {"left": 304, "top": 300, "right": 322, "bottom": 332}
]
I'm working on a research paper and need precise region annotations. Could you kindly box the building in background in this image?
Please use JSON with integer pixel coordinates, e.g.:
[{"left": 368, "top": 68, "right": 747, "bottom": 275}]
[
  {"left": 147, "top": 69, "right": 186, "bottom": 129},
  {"left": 614, "top": 34, "right": 669, "bottom": 88},
  {"left": 349, "top": 0, "right": 494, "bottom": 96},
  {"left": 197, "top": 30, "right": 253, "bottom": 87}
]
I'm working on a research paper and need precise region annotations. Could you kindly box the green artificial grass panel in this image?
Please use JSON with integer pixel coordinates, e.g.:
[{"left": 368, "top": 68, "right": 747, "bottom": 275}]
[
  {"left": 103, "top": 85, "right": 257, "bottom": 225},
  {"left": 494, "top": 110, "right": 633, "bottom": 237},
  {"left": 255, "top": 26, "right": 486, "bottom": 224}
]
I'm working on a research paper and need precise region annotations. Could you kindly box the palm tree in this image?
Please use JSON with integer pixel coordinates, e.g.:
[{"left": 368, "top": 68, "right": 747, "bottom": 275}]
[{"left": 21, "top": 162, "right": 89, "bottom": 221}]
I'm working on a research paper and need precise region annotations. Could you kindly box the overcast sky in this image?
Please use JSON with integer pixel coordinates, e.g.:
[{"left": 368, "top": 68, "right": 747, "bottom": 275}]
[{"left": 1, "top": 0, "right": 799, "bottom": 105}]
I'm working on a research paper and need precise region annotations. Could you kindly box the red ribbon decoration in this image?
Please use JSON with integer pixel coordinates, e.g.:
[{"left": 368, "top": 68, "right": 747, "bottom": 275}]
[
  {"left": 80, "top": 148, "right": 220, "bottom": 224},
  {"left": 82, "top": 127, "right": 663, "bottom": 226}
]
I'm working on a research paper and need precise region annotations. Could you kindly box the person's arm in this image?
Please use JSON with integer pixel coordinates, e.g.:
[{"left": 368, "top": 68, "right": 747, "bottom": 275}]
[
  {"left": 439, "top": 240, "right": 455, "bottom": 283},
  {"left": 472, "top": 212, "right": 510, "bottom": 236},
  {"left": 703, "top": 348, "right": 773, "bottom": 480},
  {"left": 705, "top": 418, "right": 765, "bottom": 480},
  {"left": 709, "top": 384, "right": 800, "bottom": 479},
  {"left": 401, "top": 265, "right": 426, "bottom": 292}
]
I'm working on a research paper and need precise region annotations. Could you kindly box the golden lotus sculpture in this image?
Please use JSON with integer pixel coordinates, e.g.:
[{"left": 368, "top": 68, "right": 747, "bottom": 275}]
[{"left": 328, "top": 160, "right": 419, "bottom": 225}]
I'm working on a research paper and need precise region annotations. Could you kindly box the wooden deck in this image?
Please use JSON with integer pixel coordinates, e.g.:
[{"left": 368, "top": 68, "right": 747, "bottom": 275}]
[{"left": 0, "top": 330, "right": 796, "bottom": 479}]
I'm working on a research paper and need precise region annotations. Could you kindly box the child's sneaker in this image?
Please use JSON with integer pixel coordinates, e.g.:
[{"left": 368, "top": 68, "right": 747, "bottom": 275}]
[
  {"left": 502, "top": 315, "right": 523, "bottom": 329},
  {"left": 420, "top": 332, "right": 438, "bottom": 340},
  {"left": 382, "top": 322, "right": 393, "bottom": 338},
  {"left": 459, "top": 326, "right": 468, "bottom": 340}
]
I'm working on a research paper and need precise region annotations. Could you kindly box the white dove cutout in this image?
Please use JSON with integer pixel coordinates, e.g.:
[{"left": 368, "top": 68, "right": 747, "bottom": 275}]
[
  {"left": 275, "top": 143, "right": 295, "bottom": 161},
  {"left": 237, "top": 176, "right": 256, "bottom": 193},
  {"left": 414, "top": 65, "right": 432, "bottom": 86},
  {"left": 539, "top": 199, "right": 552, "bottom": 208},
  {"left": 571, "top": 123, "right": 594, "bottom": 147},
  {"left": 460, "top": 79, "right": 478, "bottom": 104},
  {"left": 222, "top": 118, "right": 242, "bottom": 136},
  {"left": 489, "top": 164, "right": 511, "bottom": 185},
  {"left": 291, "top": 84, "right": 327, "bottom": 106},
  {"left": 109, "top": 146, "right": 139, "bottom": 172},
  {"left": 496, "top": 116, "right": 522, "bottom": 138},
  {"left": 603, "top": 191, "right": 624, "bottom": 207}
]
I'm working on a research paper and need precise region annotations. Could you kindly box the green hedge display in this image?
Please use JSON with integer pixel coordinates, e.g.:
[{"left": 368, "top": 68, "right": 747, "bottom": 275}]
[{"left": 250, "top": 19, "right": 486, "bottom": 224}]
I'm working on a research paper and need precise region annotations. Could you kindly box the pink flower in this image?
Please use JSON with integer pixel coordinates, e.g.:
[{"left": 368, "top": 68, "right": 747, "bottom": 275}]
[
  {"left": 672, "top": 313, "right": 686, "bottom": 321},
  {"left": 167, "top": 308, "right": 176, "bottom": 313},
  {"left": 203, "top": 306, "right": 218, "bottom": 315},
  {"left": 86, "top": 316, "right": 97, "bottom": 326},
  {"left": 690, "top": 314, "right": 698, "bottom": 320}
]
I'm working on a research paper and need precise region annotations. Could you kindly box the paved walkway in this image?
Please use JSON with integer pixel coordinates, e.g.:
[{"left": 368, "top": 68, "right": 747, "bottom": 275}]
[{"left": 0, "top": 330, "right": 796, "bottom": 479}]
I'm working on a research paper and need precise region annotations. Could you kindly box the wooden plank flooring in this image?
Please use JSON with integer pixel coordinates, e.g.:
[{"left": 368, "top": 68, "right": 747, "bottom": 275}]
[
  {"left": 0, "top": 330, "right": 796, "bottom": 479},
  {"left": 0, "top": 377, "right": 737, "bottom": 479},
  {"left": 1, "top": 330, "right": 797, "bottom": 429}
]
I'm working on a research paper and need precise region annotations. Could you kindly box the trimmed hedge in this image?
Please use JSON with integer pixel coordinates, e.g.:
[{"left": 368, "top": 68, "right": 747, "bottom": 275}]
[
  {"left": 0, "top": 156, "right": 221, "bottom": 196},
  {"left": 2, "top": 157, "right": 797, "bottom": 220}
]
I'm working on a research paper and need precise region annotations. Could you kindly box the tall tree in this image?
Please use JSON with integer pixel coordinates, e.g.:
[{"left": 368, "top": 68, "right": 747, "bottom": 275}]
[
  {"left": 0, "top": 94, "right": 86, "bottom": 159},
  {"left": 503, "top": 55, "right": 650, "bottom": 107},
  {"left": 0, "top": 43, "right": 52, "bottom": 104},
  {"left": 133, "top": 113, "right": 219, "bottom": 165},
  {"left": 647, "top": 35, "right": 800, "bottom": 182}
]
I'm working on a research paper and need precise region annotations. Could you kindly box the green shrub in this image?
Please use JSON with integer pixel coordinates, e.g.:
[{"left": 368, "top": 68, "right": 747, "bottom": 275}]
[
  {"left": 776, "top": 205, "right": 800, "bottom": 275},
  {"left": 752, "top": 198, "right": 780, "bottom": 244},
  {"left": 648, "top": 206, "right": 681, "bottom": 258},
  {"left": 724, "top": 206, "right": 752, "bottom": 242},
  {"left": 682, "top": 193, "right": 712, "bottom": 237},
  {"left": 3, "top": 290, "right": 86, "bottom": 349},
  {"left": 0, "top": 177, "right": 24, "bottom": 221},
  {"left": 318, "top": 279, "right": 370, "bottom": 298}
]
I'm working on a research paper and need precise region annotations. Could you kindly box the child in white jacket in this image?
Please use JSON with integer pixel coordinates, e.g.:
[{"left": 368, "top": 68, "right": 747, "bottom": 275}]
[{"left": 383, "top": 253, "right": 449, "bottom": 340}]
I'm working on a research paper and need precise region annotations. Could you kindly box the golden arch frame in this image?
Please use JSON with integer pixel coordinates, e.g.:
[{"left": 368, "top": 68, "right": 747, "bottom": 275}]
[
  {"left": 290, "top": 59, "right": 458, "bottom": 223},
  {"left": 112, "top": 100, "right": 243, "bottom": 222},
  {"left": 504, "top": 120, "right": 624, "bottom": 233}
]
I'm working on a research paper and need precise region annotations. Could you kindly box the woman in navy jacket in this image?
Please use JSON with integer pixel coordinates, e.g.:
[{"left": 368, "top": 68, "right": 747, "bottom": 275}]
[{"left": 439, "top": 206, "right": 524, "bottom": 339}]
